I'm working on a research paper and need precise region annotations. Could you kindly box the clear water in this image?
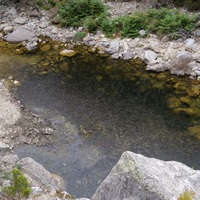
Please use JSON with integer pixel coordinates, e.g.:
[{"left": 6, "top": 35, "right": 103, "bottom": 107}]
[{"left": 13, "top": 64, "right": 200, "bottom": 198}]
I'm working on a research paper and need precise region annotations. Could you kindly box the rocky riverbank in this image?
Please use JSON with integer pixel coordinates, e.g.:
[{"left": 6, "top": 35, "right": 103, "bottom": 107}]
[
  {"left": 1, "top": 1, "right": 200, "bottom": 200},
  {"left": 1, "top": 1, "right": 200, "bottom": 79}
]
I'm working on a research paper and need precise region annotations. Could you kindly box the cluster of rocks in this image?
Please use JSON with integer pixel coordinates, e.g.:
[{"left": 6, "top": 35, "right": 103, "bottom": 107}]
[{"left": 0, "top": 3, "right": 200, "bottom": 79}]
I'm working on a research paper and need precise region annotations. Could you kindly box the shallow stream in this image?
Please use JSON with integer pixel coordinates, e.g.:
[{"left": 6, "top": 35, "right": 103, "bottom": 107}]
[{"left": 1, "top": 40, "right": 200, "bottom": 198}]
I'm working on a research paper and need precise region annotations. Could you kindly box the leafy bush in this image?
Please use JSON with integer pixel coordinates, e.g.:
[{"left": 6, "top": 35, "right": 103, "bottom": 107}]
[
  {"left": 144, "top": 8, "right": 197, "bottom": 34},
  {"left": 59, "top": 0, "right": 108, "bottom": 27},
  {"left": 113, "top": 13, "right": 147, "bottom": 38},
  {"left": 101, "top": 8, "right": 196, "bottom": 38},
  {"left": 2, "top": 168, "right": 31, "bottom": 200},
  {"left": 58, "top": 0, "right": 197, "bottom": 38}
]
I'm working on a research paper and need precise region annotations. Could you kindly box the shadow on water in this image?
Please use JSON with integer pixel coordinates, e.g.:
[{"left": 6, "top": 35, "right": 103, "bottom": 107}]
[{"left": 13, "top": 57, "right": 200, "bottom": 198}]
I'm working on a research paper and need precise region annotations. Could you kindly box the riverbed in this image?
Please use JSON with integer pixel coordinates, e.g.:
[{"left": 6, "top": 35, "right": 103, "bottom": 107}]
[{"left": 9, "top": 51, "right": 200, "bottom": 198}]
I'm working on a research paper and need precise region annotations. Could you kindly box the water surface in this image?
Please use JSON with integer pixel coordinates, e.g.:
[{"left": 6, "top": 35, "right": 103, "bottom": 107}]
[{"left": 12, "top": 58, "right": 200, "bottom": 198}]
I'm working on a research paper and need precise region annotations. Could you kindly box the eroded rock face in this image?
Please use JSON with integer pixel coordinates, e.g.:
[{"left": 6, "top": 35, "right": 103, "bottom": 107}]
[
  {"left": 92, "top": 151, "right": 200, "bottom": 200},
  {"left": 19, "top": 157, "right": 65, "bottom": 191}
]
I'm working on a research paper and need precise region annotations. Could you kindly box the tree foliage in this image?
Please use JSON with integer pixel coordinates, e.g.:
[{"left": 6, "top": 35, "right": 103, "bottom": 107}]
[{"left": 2, "top": 168, "right": 31, "bottom": 200}]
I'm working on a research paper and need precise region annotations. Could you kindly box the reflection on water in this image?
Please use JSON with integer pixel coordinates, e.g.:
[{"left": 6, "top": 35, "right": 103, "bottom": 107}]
[{"left": 14, "top": 69, "right": 200, "bottom": 198}]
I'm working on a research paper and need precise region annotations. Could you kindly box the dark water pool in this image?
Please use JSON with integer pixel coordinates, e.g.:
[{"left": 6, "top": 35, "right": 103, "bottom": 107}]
[{"left": 13, "top": 66, "right": 200, "bottom": 198}]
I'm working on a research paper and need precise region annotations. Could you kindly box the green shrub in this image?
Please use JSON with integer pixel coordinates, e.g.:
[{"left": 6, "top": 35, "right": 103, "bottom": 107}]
[
  {"left": 99, "top": 17, "right": 115, "bottom": 37},
  {"left": 113, "top": 14, "right": 147, "bottom": 38},
  {"left": 2, "top": 168, "right": 31, "bottom": 200},
  {"left": 84, "top": 16, "right": 99, "bottom": 32},
  {"left": 59, "top": 0, "right": 108, "bottom": 27},
  {"left": 144, "top": 8, "right": 197, "bottom": 34},
  {"left": 58, "top": 0, "right": 197, "bottom": 38}
]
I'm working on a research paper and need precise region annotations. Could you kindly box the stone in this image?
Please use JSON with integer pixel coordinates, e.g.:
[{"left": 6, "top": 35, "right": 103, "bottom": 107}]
[
  {"left": 0, "top": 33, "right": 3, "bottom": 38},
  {"left": 138, "top": 30, "right": 146, "bottom": 37},
  {"left": 188, "top": 125, "right": 200, "bottom": 139},
  {"left": 92, "top": 151, "right": 200, "bottom": 200},
  {"left": 51, "top": 27, "right": 58, "bottom": 34},
  {"left": 65, "top": 33, "right": 75, "bottom": 40},
  {"left": 185, "top": 38, "right": 195, "bottom": 46},
  {"left": 0, "top": 142, "right": 9, "bottom": 150},
  {"left": 19, "top": 157, "right": 65, "bottom": 190},
  {"left": 59, "top": 49, "right": 76, "bottom": 57},
  {"left": 146, "top": 60, "right": 168, "bottom": 72},
  {"left": 144, "top": 50, "right": 157, "bottom": 62},
  {"left": 161, "top": 36, "right": 169, "bottom": 43},
  {"left": 111, "top": 53, "right": 120, "bottom": 59},
  {"left": 105, "top": 40, "right": 120, "bottom": 54},
  {"left": 3, "top": 25, "right": 14, "bottom": 33},
  {"left": 177, "top": 52, "right": 193, "bottom": 64},
  {"left": 26, "top": 41, "right": 38, "bottom": 51},
  {"left": 6, "top": 28, "right": 36, "bottom": 42},
  {"left": 194, "top": 30, "right": 200, "bottom": 37},
  {"left": 14, "top": 17, "right": 27, "bottom": 25},
  {"left": 39, "top": 22, "right": 48, "bottom": 29},
  {"left": 123, "top": 51, "right": 134, "bottom": 60},
  {"left": 1, "top": 154, "right": 19, "bottom": 164},
  {"left": 52, "top": 15, "right": 61, "bottom": 24},
  {"left": 31, "top": 186, "right": 43, "bottom": 196},
  {"left": 40, "top": 45, "right": 51, "bottom": 52},
  {"left": 59, "top": 62, "right": 70, "bottom": 72}
]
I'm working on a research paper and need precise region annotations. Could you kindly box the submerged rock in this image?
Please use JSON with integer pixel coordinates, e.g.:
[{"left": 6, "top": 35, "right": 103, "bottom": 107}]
[
  {"left": 92, "top": 151, "right": 200, "bottom": 200},
  {"left": 59, "top": 49, "right": 76, "bottom": 57}
]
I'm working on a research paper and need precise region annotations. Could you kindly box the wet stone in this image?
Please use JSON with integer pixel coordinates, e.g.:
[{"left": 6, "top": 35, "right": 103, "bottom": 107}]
[
  {"left": 59, "top": 49, "right": 76, "bottom": 57},
  {"left": 40, "top": 45, "right": 51, "bottom": 52}
]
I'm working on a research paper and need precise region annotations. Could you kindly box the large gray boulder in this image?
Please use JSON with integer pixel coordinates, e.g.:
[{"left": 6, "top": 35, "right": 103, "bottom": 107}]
[
  {"left": 5, "top": 28, "right": 36, "bottom": 42},
  {"left": 92, "top": 151, "right": 200, "bottom": 200}
]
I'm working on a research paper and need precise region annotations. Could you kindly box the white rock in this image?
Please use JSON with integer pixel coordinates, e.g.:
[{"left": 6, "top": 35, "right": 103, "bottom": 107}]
[
  {"left": 139, "top": 30, "right": 146, "bottom": 37},
  {"left": 1, "top": 154, "right": 19, "bottom": 164},
  {"left": 111, "top": 53, "right": 120, "bottom": 59},
  {"left": 0, "top": 141, "right": 9, "bottom": 150},
  {"left": 14, "top": 17, "right": 27, "bottom": 25},
  {"left": 6, "top": 28, "right": 35, "bottom": 42},
  {"left": 177, "top": 52, "right": 193, "bottom": 64},
  {"left": 144, "top": 50, "right": 157, "bottom": 62},
  {"left": 3, "top": 26, "right": 14, "bottom": 33},
  {"left": 105, "top": 40, "right": 120, "bottom": 54},
  {"left": 123, "top": 51, "right": 134, "bottom": 60},
  {"left": 185, "top": 38, "right": 195, "bottom": 46}
]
